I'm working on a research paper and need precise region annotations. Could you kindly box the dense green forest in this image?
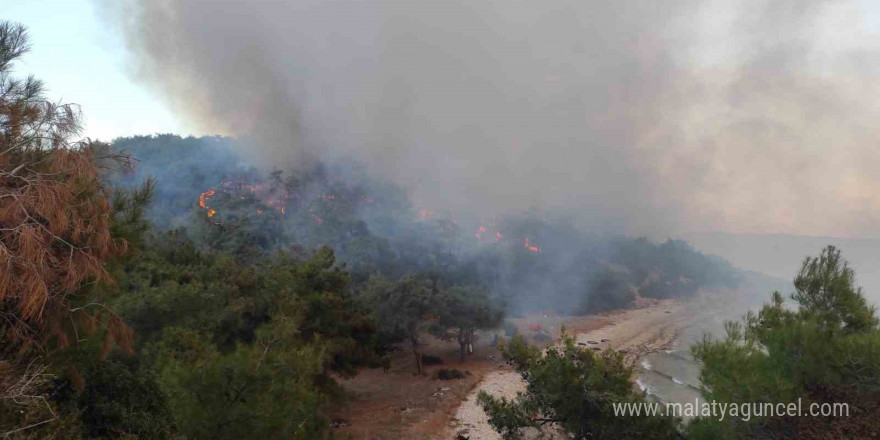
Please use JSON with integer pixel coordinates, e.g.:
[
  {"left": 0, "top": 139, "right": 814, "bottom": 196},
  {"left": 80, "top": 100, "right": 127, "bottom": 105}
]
[{"left": 4, "top": 20, "right": 878, "bottom": 439}]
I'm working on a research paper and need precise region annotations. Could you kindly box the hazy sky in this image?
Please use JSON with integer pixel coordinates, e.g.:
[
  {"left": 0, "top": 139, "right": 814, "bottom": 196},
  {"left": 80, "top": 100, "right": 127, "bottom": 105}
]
[
  {"left": 5, "top": 0, "right": 187, "bottom": 140},
  {"left": 8, "top": 0, "right": 880, "bottom": 239}
]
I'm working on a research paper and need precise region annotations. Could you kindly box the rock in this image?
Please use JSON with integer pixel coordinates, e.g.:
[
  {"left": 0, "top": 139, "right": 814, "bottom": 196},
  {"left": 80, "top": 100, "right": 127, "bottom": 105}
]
[{"left": 330, "top": 419, "right": 350, "bottom": 428}]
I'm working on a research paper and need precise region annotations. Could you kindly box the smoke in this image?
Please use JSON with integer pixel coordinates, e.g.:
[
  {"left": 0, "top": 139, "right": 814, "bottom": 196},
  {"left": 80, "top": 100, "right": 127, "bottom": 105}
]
[{"left": 97, "top": 0, "right": 880, "bottom": 237}]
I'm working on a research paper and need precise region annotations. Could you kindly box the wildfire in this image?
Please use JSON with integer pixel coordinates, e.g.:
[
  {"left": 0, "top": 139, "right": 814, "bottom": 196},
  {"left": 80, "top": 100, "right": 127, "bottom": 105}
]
[
  {"left": 265, "top": 197, "right": 287, "bottom": 214},
  {"left": 418, "top": 209, "right": 432, "bottom": 220},
  {"left": 475, "top": 225, "right": 486, "bottom": 239},
  {"left": 474, "top": 222, "right": 504, "bottom": 243},
  {"left": 197, "top": 179, "right": 292, "bottom": 219},
  {"left": 199, "top": 189, "right": 218, "bottom": 218},
  {"left": 524, "top": 237, "right": 541, "bottom": 253},
  {"left": 199, "top": 189, "right": 215, "bottom": 209}
]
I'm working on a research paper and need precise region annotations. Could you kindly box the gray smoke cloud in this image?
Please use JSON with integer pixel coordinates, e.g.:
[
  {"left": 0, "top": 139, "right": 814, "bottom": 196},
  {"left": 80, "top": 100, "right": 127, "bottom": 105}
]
[{"left": 96, "top": 0, "right": 880, "bottom": 237}]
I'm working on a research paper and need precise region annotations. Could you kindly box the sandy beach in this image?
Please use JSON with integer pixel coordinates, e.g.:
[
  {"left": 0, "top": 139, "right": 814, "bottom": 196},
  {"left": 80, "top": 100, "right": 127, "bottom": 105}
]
[{"left": 450, "top": 299, "right": 689, "bottom": 440}]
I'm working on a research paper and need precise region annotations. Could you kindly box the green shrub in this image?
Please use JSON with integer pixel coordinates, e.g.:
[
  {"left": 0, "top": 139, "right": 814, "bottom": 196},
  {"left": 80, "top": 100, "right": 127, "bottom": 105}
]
[
  {"left": 691, "top": 246, "right": 880, "bottom": 438},
  {"left": 479, "top": 335, "right": 681, "bottom": 439}
]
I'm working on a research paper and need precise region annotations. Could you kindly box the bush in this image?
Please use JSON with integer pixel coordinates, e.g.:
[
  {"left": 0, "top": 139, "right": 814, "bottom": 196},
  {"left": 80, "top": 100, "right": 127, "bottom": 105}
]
[
  {"left": 47, "top": 355, "right": 175, "bottom": 440},
  {"left": 435, "top": 368, "right": 467, "bottom": 380},
  {"left": 691, "top": 246, "right": 880, "bottom": 439},
  {"left": 531, "top": 331, "right": 552, "bottom": 343},
  {"left": 150, "top": 322, "right": 331, "bottom": 440},
  {"left": 582, "top": 267, "right": 636, "bottom": 313},
  {"left": 422, "top": 354, "right": 444, "bottom": 366},
  {"left": 479, "top": 335, "right": 681, "bottom": 439}
]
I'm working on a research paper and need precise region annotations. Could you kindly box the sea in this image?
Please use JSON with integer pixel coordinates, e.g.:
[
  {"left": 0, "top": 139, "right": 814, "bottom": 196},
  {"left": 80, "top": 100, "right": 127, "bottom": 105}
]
[{"left": 635, "top": 272, "right": 789, "bottom": 419}]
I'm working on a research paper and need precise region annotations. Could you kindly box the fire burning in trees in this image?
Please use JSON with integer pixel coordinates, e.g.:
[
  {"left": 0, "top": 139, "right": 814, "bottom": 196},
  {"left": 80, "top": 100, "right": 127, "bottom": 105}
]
[
  {"left": 198, "top": 189, "right": 214, "bottom": 209},
  {"left": 524, "top": 237, "right": 541, "bottom": 253},
  {"left": 199, "top": 189, "right": 216, "bottom": 217},
  {"left": 474, "top": 222, "right": 504, "bottom": 243},
  {"left": 195, "top": 179, "right": 374, "bottom": 222},
  {"left": 475, "top": 225, "right": 486, "bottom": 239},
  {"left": 197, "top": 183, "right": 543, "bottom": 254},
  {"left": 197, "top": 180, "right": 287, "bottom": 219}
]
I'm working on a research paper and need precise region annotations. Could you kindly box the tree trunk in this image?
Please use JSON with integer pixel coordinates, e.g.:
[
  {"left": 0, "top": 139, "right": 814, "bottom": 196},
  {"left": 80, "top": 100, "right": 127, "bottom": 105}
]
[
  {"left": 458, "top": 329, "right": 467, "bottom": 363},
  {"left": 411, "top": 338, "right": 423, "bottom": 374}
]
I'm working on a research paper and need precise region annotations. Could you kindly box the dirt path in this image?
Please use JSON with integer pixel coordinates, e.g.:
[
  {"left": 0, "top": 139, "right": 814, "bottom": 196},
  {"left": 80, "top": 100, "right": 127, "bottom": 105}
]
[{"left": 449, "top": 300, "right": 689, "bottom": 440}]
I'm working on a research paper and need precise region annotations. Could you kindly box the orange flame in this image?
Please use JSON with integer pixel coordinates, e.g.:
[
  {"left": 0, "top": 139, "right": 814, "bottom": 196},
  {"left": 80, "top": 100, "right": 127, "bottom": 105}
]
[
  {"left": 475, "top": 225, "right": 486, "bottom": 239},
  {"left": 524, "top": 237, "right": 541, "bottom": 253},
  {"left": 199, "top": 189, "right": 215, "bottom": 209},
  {"left": 198, "top": 182, "right": 365, "bottom": 221},
  {"left": 199, "top": 189, "right": 217, "bottom": 217}
]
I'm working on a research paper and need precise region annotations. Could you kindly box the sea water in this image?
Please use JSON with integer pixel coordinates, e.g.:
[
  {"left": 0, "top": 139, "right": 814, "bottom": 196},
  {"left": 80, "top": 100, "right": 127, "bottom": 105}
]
[{"left": 635, "top": 302, "right": 744, "bottom": 419}]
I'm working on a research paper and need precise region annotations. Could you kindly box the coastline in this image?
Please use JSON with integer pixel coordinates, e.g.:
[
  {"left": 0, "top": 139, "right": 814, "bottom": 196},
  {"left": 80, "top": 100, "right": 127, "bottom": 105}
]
[{"left": 449, "top": 299, "right": 690, "bottom": 440}]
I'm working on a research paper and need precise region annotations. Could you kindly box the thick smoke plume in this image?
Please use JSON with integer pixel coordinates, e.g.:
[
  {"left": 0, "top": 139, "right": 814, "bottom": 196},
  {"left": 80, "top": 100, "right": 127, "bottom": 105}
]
[{"left": 98, "top": 0, "right": 880, "bottom": 237}]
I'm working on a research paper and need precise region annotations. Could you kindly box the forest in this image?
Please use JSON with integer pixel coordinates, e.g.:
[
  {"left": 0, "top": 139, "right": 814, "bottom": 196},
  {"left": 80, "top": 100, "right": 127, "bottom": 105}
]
[{"left": 3, "top": 20, "right": 880, "bottom": 439}]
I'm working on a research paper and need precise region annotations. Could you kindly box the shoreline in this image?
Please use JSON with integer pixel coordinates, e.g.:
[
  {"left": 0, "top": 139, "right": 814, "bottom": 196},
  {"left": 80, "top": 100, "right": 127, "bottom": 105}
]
[{"left": 449, "top": 299, "right": 690, "bottom": 440}]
